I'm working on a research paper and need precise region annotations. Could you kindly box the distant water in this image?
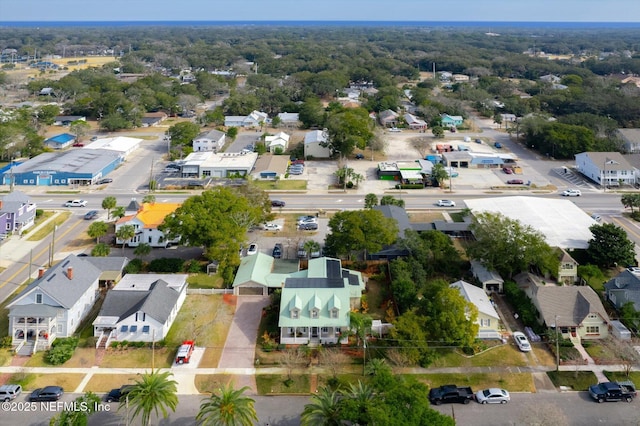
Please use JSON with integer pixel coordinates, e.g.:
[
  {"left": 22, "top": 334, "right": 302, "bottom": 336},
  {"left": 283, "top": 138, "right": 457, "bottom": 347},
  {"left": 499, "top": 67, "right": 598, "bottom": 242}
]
[{"left": 0, "top": 20, "right": 639, "bottom": 29}]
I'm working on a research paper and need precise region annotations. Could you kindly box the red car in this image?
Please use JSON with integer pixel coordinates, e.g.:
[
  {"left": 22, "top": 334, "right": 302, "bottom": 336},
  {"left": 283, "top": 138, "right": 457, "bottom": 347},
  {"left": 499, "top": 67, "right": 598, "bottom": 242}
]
[
  {"left": 507, "top": 179, "right": 524, "bottom": 185},
  {"left": 503, "top": 167, "right": 513, "bottom": 174},
  {"left": 175, "top": 340, "right": 195, "bottom": 364},
  {"left": 72, "top": 142, "right": 84, "bottom": 147}
]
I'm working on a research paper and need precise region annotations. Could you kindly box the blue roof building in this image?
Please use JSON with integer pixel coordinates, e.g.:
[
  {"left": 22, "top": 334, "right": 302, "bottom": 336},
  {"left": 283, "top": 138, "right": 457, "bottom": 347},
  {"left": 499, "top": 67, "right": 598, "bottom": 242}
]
[{"left": 45, "top": 133, "right": 76, "bottom": 150}]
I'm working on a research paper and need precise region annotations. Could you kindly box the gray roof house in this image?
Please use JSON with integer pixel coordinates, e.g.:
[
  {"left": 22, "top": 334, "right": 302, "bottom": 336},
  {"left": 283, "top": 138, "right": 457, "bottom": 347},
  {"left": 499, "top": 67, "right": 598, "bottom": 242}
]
[
  {"left": 470, "top": 260, "right": 504, "bottom": 293},
  {"left": 0, "top": 190, "right": 37, "bottom": 235},
  {"left": 378, "top": 109, "right": 399, "bottom": 127},
  {"left": 7, "top": 255, "right": 102, "bottom": 353},
  {"left": 605, "top": 268, "right": 640, "bottom": 312},
  {"left": 617, "top": 128, "right": 640, "bottom": 154},
  {"left": 193, "top": 129, "right": 226, "bottom": 153},
  {"left": 93, "top": 274, "right": 188, "bottom": 347}
]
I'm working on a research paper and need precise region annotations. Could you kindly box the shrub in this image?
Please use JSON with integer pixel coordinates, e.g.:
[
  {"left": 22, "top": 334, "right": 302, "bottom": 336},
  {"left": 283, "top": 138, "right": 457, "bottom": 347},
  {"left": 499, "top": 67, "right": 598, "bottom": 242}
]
[
  {"left": 45, "top": 337, "right": 79, "bottom": 365},
  {"left": 35, "top": 209, "right": 44, "bottom": 218},
  {"left": 503, "top": 281, "right": 543, "bottom": 333},
  {"left": 124, "top": 258, "right": 143, "bottom": 274},
  {"left": 1, "top": 336, "right": 13, "bottom": 348},
  {"left": 148, "top": 257, "right": 184, "bottom": 273},
  {"left": 186, "top": 260, "right": 203, "bottom": 273},
  {"left": 395, "top": 184, "right": 424, "bottom": 189}
]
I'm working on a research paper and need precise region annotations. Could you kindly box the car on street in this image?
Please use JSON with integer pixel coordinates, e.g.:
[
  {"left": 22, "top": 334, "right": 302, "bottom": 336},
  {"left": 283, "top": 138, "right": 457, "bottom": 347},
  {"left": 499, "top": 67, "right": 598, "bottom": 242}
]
[
  {"left": 247, "top": 243, "right": 258, "bottom": 255},
  {"left": 562, "top": 189, "right": 581, "bottom": 197},
  {"left": 591, "top": 213, "right": 602, "bottom": 222},
  {"left": 475, "top": 388, "right": 511, "bottom": 404},
  {"left": 475, "top": 138, "right": 482, "bottom": 144},
  {"left": 84, "top": 210, "right": 98, "bottom": 220},
  {"left": 389, "top": 127, "right": 402, "bottom": 132},
  {"left": 64, "top": 199, "right": 87, "bottom": 207},
  {"left": 263, "top": 223, "right": 282, "bottom": 231},
  {"left": 72, "top": 142, "right": 84, "bottom": 147},
  {"left": 513, "top": 331, "right": 531, "bottom": 352},
  {"left": 507, "top": 179, "right": 524, "bottom": 185},
  {"left": 105, "top": 385, "right": 133, "bottom": 403},
  {"left": 494, "top": 142, "right": 502, "bottom": 148},
  {"left": 299, "top": 222, "right": 318, "bottom": 231},
  {"left": 589, "top": 381, "right": 637, "bottom": 403},
  {"left": 429, "top": 385, "right": 474, "bottom": 405},
  {"left": 272, "top": 243, "right": 283, "bottom": 259},
  {"left": 30, "top": 386, "right": 64, "bottom": 402},
  {"left": 437, "top": 200, "right": 456, "bottom": 207},
  {"left": 97, "top": 178, "right": 113, "bottom": 184},
  {"left": 0, "top": 384, "right": 22, "bottom": 402},
  {"left": 502, "top": 167, "right": 513, "bottom": 174},
  {"left": 90, "top": 136, "right": 98, "bottom": 141},
  {"left": 271, "top": 200, "right": 286, "bottom": 207}
]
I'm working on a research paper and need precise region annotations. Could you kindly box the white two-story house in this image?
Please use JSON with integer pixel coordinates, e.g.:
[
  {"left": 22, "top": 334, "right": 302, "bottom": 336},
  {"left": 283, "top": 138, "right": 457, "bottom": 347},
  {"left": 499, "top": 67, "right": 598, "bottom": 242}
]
[
  {"left": 575, "top": 152, "right": 636, "bottom": 188},
  {"left": 115, "top": 202, "right": 181, "bottom": 248},
  {"left": 193, "top": 129, "right": 226, "bottom": 153}
]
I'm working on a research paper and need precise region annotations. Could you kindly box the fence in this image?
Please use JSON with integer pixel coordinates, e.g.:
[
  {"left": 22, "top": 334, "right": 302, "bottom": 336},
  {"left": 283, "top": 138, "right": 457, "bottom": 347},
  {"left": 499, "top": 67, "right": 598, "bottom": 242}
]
[{"left": 186, "top": 288, "right": 233, "bottom": 295}]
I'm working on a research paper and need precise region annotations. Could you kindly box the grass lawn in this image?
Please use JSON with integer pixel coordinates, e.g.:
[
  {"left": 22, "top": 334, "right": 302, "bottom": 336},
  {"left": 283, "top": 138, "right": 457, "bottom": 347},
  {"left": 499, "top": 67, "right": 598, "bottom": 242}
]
[
  {"left": 26, "top": 211, "right": 72, "bottom": 241},
  {"left": 9, "top": 372, "right": 84, "bottom": 392},
  {"left": 546, "top": 371, "right": 597, "bottom": 391},
  {"left": 407, "top": 212, "right": 444, "bottom": 223},
  {"left": 58, "top": 347, "right": 98, "bottom": 368},
  {"left": 187, "top": 273, "right": 224, "bottom": 289},
  {"left": 22, "top": 210, "right": 55, "bottom": 236},
  {"left": 415, "top": 372, "right": 535, "bottom": 392},
  {"left": 604, "top": 371, "right": 640, "bottom": 387},
  {"left": 0, "top": 348, "right": 13, "bottom": 366},
  {"left": 364, "top": 278, "right": 388, "bottom": 320},
  {"left": 253, "top": 180, "right": 307, "bottom": 190},
  {"left": 195, "top": 374, "right": 237, "bottom": 393},
  {"left": 584, "top": 342, "right": 618, "bottom": 364},
  {"left": 429, "top": 345, "right": 528, "bottom": 368},
  {"left": 100, "top": 347, "right": 174, "bottom": 368},
  {"left": 84, "top": 374, "right": 141, "bottom": 393},
  {"left": 256, "top": 374, "right": 311, "bottom": 395}
]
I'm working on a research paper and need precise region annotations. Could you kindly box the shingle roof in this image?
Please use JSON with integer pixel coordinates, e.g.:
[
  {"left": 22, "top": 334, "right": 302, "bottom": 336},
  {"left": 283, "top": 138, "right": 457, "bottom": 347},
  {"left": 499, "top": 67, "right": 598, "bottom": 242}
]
[
  {"left": 98, "top": 279, "right": 181, "bottom": 324},
  {"left": 450, "top": 280, "right": 499, "bottom": 319},
  {"left": 532, "top": 285, "right": 610, "bottom": 327}
]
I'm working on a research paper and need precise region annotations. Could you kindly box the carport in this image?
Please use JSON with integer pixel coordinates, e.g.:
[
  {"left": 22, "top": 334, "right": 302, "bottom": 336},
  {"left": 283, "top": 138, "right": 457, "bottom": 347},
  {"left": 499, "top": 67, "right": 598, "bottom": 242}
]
[{"left": 443, "top": 151, "right": 472, "bottom": 168}]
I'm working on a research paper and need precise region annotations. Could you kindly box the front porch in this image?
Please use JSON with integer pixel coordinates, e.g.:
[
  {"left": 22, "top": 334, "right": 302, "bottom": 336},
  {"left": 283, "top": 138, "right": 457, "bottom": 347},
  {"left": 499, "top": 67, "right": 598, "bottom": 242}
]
[
  {"left": 280, "top": 326, "right": 345, "bottom": 345},
  {"left": 10, "top": 312, "right": 58, "bottom": 354}
]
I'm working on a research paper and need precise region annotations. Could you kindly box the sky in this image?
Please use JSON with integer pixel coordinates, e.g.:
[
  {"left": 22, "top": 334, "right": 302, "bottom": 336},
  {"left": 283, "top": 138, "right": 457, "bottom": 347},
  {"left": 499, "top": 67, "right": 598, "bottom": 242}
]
[{"left": 1, "top": 0, "right": 640, "bottom": 22}]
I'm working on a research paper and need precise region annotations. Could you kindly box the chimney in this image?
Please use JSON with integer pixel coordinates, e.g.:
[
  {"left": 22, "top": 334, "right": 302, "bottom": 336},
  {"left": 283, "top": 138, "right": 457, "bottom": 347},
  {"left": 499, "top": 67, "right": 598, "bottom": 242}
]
[
  {"left": 67, "top": 266, "right": 73, "bottom": 280},
  {"left": 38, "top": 268, "right": 45, "bottom": 279}
]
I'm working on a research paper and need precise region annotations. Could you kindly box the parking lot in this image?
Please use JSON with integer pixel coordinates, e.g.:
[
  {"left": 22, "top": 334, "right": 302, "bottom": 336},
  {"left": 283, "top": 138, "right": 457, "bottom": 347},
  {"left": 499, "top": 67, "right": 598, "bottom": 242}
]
[{"left": 245, "top": 216, "right": 329, "bottom": 260}]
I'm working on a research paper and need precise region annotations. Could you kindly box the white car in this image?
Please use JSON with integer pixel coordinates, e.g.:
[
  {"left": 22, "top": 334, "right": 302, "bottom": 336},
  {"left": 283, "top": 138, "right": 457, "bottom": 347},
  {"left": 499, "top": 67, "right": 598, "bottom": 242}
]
[
  {"left": 562, "top": 189, "right": 581, "bottom": 197},
  {"left": 389, "top": 127, "right": 402, "bottom": 132},
  {"left": 247, "top": 243, "right": 258, "bottom": 255},
  {"left": 64, "top": 199, "right": 87, "bottom": 207},
  {"left": 437, "top": 200, "right": 456, "bottom": 207},
  {"left": 513, "top": 331, "right": 532, "bottom": 352},
  {"left": 475, "top": 388, "right": 510, "bottom": 404},
  {"left": 263, "top": 223, "right": 282, "bottom": 231}
]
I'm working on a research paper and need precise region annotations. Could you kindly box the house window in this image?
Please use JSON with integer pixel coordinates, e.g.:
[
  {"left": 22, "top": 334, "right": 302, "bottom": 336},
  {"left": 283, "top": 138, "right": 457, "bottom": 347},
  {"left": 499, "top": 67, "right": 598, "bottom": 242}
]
[
  {"left": 57, "top": 311, "right": 64, "bottom": 319},
  {"left": 203, "top": 170, "right": 211, "bottom": 176},
  {"left": 5, "top": 223, "right": 10, "bottom": 231},
  {"left": 561, "top": 264, "right": 574, "bottom": 270},
  {"left": 321, "top": 327, "right": 329, "bottom": 333},
  {"left": 142, "top": 326, "right": 150, "bottom": 334},
  {"left": 291, "top": 309, "right": 299, "bottom": 319},
  {"left": 57, "top": 324, "right": 62, "bottom": 333},
  {"left": 54, "top": 179, "right": 59, "bottom": 184},
  {"left": 130, "top": 325, "right": 138, "bottom": 333},
  {"left": 35, "top": 294, "right": 42, "bottom": 304},
  {"left": 330, "top": 308, "right": 339, "bottom": 319},
  {"left": 120, "top": 325, "right": 129, "bottom": 333},
  {"left": 311, "top": 309, "right": 319, "bottom": 319},
  {"left": 61, "top": 179, "right": 66, "bottom": 183},
  {"left": 586, "top": 326, "right": 599, "bottom": 334}
]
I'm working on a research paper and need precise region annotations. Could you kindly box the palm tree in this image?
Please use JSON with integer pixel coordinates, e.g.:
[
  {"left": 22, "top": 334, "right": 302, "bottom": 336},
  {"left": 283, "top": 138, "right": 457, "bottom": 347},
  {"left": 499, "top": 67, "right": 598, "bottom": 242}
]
[
  {"left": 121, "top": 370, "right": 178, "bottom": 426},
  {"left": 341, "top": 381, "right": 374, "bottom": 425},
  {"left": 134, "top": 242, "right": 152, "bottom": 260},
  {"left": 304, "top": 240, "right": 321, "bottom": 259},
  {"left": 116, "top": 224, "right": 135, "bottom": 254},
  {"left": 87, "top": 220, "right": 108, "bottom": 244},
  {"left": 91, "top": 242, "right": 110, "bottom": 257},
  {"left": 300, "top": 386, "right": 342, "bottom": 426},
  {"left": 143, "top": 194, "right": 156, "bottom": 204},
  {"left": 102, "top": 196, "right": 116, "bottom": 220},
  {"left": 364, "top": 357, "right": 391, "bottom": 377},
  {"left": 196, "top": 383, "right": 258, "bottom": 426}
]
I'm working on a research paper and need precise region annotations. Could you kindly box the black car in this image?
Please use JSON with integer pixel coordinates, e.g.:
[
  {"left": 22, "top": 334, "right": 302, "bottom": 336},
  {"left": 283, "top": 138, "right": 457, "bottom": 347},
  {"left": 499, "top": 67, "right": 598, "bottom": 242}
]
[
  {"left": 98, "top": 178, "right": 113, "bottom": 184},
  {"left": 355, "top": 153, "right": 364, "bottom": 159},
  {"left": 30, "top": 386, "right": 64, "bottom": 402},
  {"left": 272, "top": 243, "right": 283, "bottom": 259},
  {"left": 84, "top": 210, "right": 98, "bottom": 220},
  {"left": 105, "top": 385, "right": 133, "bottom": 403},
  {"left": 271, "top": 200, "right": 286, "bottom": 207}
]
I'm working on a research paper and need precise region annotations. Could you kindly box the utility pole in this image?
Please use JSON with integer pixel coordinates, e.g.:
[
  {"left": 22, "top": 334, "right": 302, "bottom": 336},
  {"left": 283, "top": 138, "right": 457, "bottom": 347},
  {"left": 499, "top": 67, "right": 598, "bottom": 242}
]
[
  {"left": 555, "top": 315, "right": 560, "bottom": 371},
  {"left": 152, "top": 329, "right": 155, "bottom": 370}
]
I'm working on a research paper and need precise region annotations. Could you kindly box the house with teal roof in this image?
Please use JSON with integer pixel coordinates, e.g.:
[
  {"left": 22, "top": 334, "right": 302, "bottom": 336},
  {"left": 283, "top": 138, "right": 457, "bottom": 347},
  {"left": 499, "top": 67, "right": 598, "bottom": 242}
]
[
  {"left": 278, "top": 257, "right": 365, "bottom": 345},
  {"left": 440, "top": 114, "right": 464, "bottom": 128}
]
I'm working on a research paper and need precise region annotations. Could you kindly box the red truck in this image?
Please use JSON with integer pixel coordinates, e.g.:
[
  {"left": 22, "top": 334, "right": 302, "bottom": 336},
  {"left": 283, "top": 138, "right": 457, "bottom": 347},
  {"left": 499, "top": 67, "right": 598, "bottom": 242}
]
[{"left": 175, "top": 340, "right": 194, "bottom": 364}]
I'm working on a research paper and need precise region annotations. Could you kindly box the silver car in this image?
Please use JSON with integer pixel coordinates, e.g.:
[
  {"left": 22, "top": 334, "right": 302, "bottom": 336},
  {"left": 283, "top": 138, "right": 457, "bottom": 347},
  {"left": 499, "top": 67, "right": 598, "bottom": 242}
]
[{"left": 475, "top": 388, "right": 510, "bottom": 404}]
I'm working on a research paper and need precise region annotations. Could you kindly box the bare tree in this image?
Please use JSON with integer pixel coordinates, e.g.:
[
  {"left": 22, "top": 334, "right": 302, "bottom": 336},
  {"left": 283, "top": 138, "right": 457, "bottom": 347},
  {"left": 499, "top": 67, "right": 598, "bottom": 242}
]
[
  {"left": 410, "top": 136, "right": 431, "bottom": 159},
  {"left": 318, "top": 348, "right": 350, "bottom": 378},
  {"left": 602, "top": 337, "right": 640, "bottom": 377},
  {"left": 386, "top": 348, "right": 412, "bottom": 370},
  {"left": 279, "top": 347, "right": 307, "bottom": 380}
]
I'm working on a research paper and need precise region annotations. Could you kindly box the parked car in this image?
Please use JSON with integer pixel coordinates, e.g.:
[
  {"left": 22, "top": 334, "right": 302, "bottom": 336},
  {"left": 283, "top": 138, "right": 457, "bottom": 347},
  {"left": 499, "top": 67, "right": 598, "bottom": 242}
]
[
  {"left": 175, "top": 340, "right": 195, "bottom": 365},
  {"left": 591, "top": 213, "right": 602, "bottom": 222},
  {"left": 475, "top": 388, "right": 510, "bottom": 404},
  {"left": 389, "top": 127, "right": 402, "bottom": 132},
  {"left": 0, "top": 384, "right": 22, "bottom": 402},
  {"left": 247, "top": 243, "right": 258, "bottom": 255},
  {"left": 355, "top": 153, "right": 364, "bottom": 159},
  {"left": 513, "top": 331, "right": 531, "bottom": 352},
  {"left": 475, "top": 138, "right": 482, "bottom": 144},
  {"left": 299, "top": 222, "right": 319, "bottom": 231},
  {"left": 97, "top": 178, "right": 113, "bottom": 184},
  {"left": 463, "top": 136, "right": 471, "bottom": 142},
  {"left": 494, "top": 142, "right": 502, "bottom": 148},
  {"left": 90, "top": 136, "right": 98, "bottom": 141},
  {"left": 589, "top": 381, "right": 637, "bottom": 403},
  {"left": 271, "top": 200, "right": 286, "bottom": 207},
  {"left": 289, "top": 168, "right": 304, "bottom": 175},
  {"left": 263, "top": 223, "right": 282, "bottom": 231},
  {"left": 428, "top": 385, "right": 474, "bottom": 405},
  {"left": 30, "top": 386, "right": 64, "bottom": 402},
  {"left": 297, "top": 241, "right": 307, "bottom": 258},
  {"left": 450, "top": 127, "right": 457, "bottom": 133},
  {"left": 272, "top": 243, "right": 283, "bottom": 259},
  {"left": 64, "top": 199, "right": 87, "bottom": 207},
  {"left": 105, "top": 385, "right": 133, "bottom": 403},
  {"left": 502, "top": 167, "right": 513, "bottom": 174},
  {"left": 437, "top": 200, "right": 456, "bottom": 207},
  {"left": 84, "top": 210, "right": 98, "bottom": 220},
  {"left": 297, "top": 215, "right": 317, "bottom": 225},
  {"left": 72, "top": 142, "right": 84, "bottom": 147},
  {"left": 562, "top": 189, "right": 581, "bottom": 197},
  {"left": 506, "top": 179, "right": 524, "bottom": 185}
]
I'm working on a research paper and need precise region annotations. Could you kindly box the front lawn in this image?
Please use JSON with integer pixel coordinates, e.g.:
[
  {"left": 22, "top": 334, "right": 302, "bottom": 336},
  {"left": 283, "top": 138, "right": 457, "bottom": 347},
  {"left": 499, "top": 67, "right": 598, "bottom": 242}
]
[
  {"left": 256, "top": 374, "right": 311, "bottom": 395},
  {"left": 430, "top": 344, "right": 528, "bottom": 368},
  {"left": 604, "top": 371, "right": 640, "bottom": 387},
  {"left": 546, "top": 371, "right": 598, "bottom": 391},
  {"left": 100, "top": 347, "right": 174, "bottom": 368},
  {"left": 416, "top": 372, "right": 535, "bottom": 392},
  {"left": 195, "top": 374, "right": 237, "bottom": 393},
  {"left": 84, "top": 374, "right": 141, "bottom": 393},
  {"left": 187, "top": 273, "right": 224, "bottom": 289},
  {"left": 8, "top": 372, "right": 84, "bottom": 392},
  {"left": 253, "top": 180, "right": 307, "bottom": 190},
  {"left": 26, "top": 211, "right": 72, "bottom": 241}
]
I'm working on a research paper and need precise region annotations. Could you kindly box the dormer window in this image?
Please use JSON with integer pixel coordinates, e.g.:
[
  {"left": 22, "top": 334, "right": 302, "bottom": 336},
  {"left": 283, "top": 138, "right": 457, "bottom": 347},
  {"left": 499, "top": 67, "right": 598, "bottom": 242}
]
[
  {"left": 35, "top": 293, "right": 43, "bottom": 304},
  {"left": 330, "top": 308, "right": 339, "bottom": 319},
  {"left": 291, "top": 309, "right": 299, "bottom": 319},
  {"left": 311, "top": 308, "right": 319, "bottom": 319}
]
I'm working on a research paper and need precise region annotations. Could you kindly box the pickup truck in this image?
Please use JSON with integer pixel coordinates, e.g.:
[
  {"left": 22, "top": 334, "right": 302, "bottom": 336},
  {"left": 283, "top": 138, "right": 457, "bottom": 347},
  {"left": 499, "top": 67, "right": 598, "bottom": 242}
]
[
  {"left": 589, "top": 381, "right": 637, "bottom": 403},
  {"left": 428, "top": 385, "right": 475, "bottom": 405},
  {"left": 175, "top": 340, "right": 195, "bottom": 365}
]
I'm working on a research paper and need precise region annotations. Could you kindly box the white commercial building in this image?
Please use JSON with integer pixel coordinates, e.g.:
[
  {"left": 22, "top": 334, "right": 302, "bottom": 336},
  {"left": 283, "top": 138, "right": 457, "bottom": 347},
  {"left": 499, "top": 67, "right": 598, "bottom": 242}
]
[
  {"left": 181, "top": 151, "right": 258, "bottom": 178},
  {"left": 83, "top": 136, "right": 142, "bottom": 159}
]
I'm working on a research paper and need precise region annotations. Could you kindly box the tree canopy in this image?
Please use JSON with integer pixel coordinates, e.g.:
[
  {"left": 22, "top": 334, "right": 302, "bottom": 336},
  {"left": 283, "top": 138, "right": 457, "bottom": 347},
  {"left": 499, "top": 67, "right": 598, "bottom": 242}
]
[{"left": 587, "top": 222, "right": 636, "bottom": 267}]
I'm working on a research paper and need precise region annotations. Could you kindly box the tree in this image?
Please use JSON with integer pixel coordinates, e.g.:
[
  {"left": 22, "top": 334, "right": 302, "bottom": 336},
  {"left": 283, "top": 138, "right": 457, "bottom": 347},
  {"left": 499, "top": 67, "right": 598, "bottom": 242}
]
[
  {"left": 430, "top": 163, "right": 449, "bottom": 187},
  {"left": 101, "top": 196, "right": 117, "bottom": 220},
  {"left": 431, "top": 126, "right": 445, "bottom": 138},
  {"left": 389, "top": 310, "right": 431, "bottom": 367},
  {"left": 587, "top": 223, "right": 636, "bottom": 267},
  {"left": 318, "top": 348, "right": 351, "bottom": 380},
  {"left": 325, "top": 107, "right": 374, "bottom": 157},
  {"left": 134, "top": 243, "right": 152, "bottom": 260},
  {"left": 364, "top": 193, "right": 378, "bottom": 209},
  {"left": 166, "top": 121, "right": 201, "bottom": 147},
  {"left": 91, "top": 242, "right": 110, "bottom": 257},
  {"left": 116, "top": 225, "right": 135, "bottom": 254},
  {"left": 324, "top": 209, "right": 397, "bottom": 260},
  {"left": 279, "top": 347, "right": 306, "bottom": 380},
  {"left": 143, "top": 194, "right": 156, "bottom": 204},
  {"left": 410, "top": 136, "right": 431, "bottom": 159},
  {"left": 49, "top": 391, "right": 101, "bottom": 426},
  {"left": 87, "top": 221, "right": 108, "bottom": 244},
  {"left": 300, "top": 386, "right": 342, "bottom": 426},
  {"left": 380, "top": 195, "right": 405, "bottom": 208},
  {"left": 339, "top": 381, "right": 375, "bottom": 426},
  {"left": 196, "top": 383, "right": 258, "bottom": 426},
  {"left": 304, "top": 240, "right": 320, "bottom": 259},
  {"left": 111, "top": 206, "right": 126, "bottom": 219},
  {"left": 601, "top": 337, "right": 640, "bottom": 377},
  {"left": 621, "top": 193, "right": 640, "bottom": 213},
  {"left": 121, "top": 370, "right": 178, "bottom": 426},
  {"left": 69, "top": 120, "right": 91, "bottom": 142},
  {"left": 468, "top": 212, "right": 559, "bottom": 278}
]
